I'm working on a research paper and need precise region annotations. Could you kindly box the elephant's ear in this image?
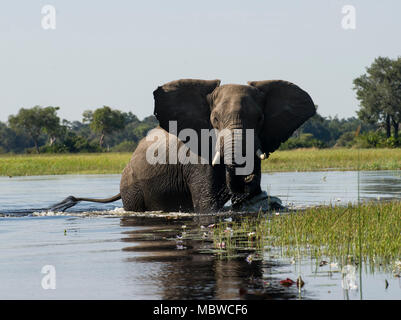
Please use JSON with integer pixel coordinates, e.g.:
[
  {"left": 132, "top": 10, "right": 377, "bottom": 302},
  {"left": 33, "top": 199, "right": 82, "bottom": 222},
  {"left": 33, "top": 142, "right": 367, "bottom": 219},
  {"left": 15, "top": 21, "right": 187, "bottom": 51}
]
[
  {"left": 153, "top": 79, "right": 221, "bottom": 134},
  {"left": 248, "top": 80, "right": 316, "bottom": 155}
]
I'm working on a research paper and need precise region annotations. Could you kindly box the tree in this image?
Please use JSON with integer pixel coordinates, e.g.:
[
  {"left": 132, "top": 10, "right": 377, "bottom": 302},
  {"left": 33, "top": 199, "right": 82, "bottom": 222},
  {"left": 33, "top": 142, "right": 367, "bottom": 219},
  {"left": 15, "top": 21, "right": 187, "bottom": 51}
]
[
  {"left": 386, "top": 58, "right": 401, "bottom": 138},
  {"left": 8, "top": 106, "right": 61, "bottom": 153},
  {"left": 82, "top": 110, "right": 93, "bottom": 124},
  {"left": 354, "top": 56, "right": 401, "bottom": 138},
  {"left": 0, "top": 122, "right": 16, "bottom": 153},
  {"left": 121, "top": 111, "right": 140, "bottom": 125},
  {"left": 86, "top": 106, "right": 126, "bottom": 148},
  {"left": 298, "top": 112, "right": 332, "bottom": 144},
  {"left": 43, "top": 109, "right": 63, "bottom": 146}
]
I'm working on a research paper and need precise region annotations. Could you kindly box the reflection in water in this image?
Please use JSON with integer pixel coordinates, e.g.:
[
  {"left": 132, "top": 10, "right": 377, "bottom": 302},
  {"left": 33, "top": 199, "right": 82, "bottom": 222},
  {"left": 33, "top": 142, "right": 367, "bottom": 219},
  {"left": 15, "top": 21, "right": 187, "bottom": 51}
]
[
  {"left": 360, "top": 172, "right": 401, "bottom": 196},
  {"left": 262, "top": 170, "right": 401, "bottom": 206},
  {"left": 119, "top": 216, "right": 297, "bottom": 300},
  {"left": 0, "top": 171, "right": 401, "bottom": 299}
]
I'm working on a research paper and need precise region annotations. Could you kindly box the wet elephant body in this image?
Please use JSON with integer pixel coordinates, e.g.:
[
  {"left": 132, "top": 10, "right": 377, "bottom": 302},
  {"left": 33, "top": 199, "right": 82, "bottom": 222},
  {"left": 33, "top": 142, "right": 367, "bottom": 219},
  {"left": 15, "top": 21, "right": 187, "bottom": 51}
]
[
  {"left": 51, "top": 79, "right": 315, "bottom": 214},
  {"left": 120, "top": 128, "right": 229, "bottom": 213},
  {"left": 119, "top": 79, "right": 315, "bottom": 213}
]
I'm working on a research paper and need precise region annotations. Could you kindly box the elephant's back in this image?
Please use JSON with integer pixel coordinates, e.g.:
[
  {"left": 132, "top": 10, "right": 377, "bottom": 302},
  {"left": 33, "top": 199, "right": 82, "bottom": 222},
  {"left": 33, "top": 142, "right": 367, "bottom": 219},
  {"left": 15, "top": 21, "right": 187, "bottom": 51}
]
[
  {"left": 126, "top": 127, "right": 185, "bottom": 180},
  {"left": 119, "top": 127, "right": 194, "bottom": 211}
]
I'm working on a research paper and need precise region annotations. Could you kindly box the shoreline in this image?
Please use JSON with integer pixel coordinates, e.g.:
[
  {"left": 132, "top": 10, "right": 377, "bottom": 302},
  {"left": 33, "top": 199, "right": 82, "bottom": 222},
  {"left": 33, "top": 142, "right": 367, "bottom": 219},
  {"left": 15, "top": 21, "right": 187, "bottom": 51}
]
[{"left": 1, "top": 148, "right": 401, "bottom": 177}]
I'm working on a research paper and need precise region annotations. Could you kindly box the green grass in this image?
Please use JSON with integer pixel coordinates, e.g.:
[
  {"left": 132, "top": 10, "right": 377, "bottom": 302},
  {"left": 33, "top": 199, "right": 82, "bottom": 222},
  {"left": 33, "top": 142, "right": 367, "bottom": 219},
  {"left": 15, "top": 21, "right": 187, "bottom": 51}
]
[
  {"left": 213, "top": 201, "right": 401, "bottom": 268},
  {"left": 0, "top": 153, "right": 131, "bottom": 176},
  {"left": 1, "top": 148, "right": 401, "bottom": 176},
  {"left": 262, "top": 148, "right": 401, "bottom": 172}
]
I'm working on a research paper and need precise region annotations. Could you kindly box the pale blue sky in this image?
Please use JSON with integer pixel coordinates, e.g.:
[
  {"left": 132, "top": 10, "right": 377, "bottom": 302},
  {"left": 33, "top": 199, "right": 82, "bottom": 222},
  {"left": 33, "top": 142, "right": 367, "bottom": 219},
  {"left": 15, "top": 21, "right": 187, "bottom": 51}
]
[{"left": 1, "top": 0, "right": 400, "bottom": 122}]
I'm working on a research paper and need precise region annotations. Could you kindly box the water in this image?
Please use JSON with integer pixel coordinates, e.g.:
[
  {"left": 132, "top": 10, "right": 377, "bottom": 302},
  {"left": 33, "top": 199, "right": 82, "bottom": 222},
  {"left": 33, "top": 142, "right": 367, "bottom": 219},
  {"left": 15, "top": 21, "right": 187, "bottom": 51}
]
[
  {"left": 263, "top": 170, "right": 401, "bottom": 206},
  {"left": 0, "top": 171, "right": 401, "bottom": 299}
]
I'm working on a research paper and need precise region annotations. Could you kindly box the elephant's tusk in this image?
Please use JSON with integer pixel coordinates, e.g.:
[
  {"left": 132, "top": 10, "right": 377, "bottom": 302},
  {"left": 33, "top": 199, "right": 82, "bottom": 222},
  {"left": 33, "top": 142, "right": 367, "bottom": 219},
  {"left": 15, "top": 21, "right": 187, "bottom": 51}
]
[
  {"left": 256, "top": 149, "right": 266, "bottom": 160},
  {"left": 212, "top": 151, "right": 220, "bottom": 166}
]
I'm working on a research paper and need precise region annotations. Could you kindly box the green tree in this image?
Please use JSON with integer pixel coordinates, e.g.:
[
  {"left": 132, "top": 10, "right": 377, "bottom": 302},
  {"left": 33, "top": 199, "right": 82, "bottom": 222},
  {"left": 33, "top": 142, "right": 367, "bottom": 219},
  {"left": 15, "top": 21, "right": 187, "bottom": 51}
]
[
  {"left": 386, "top": 57, "right": 401, "bottom": 138},
  {"left": 82, "top": 110, "right": 93, "bottom": 124},
  {"left": 0, "top": 122, "right": 16, "bottom": 153},
  {"left": 86, "top": 106, "right": 126, "bottom": 148},
  {"left": 297, "top": 112, "right": 332, "bottom": 144},
  {"left": 8, "top": 106, "right": 61, "bottom": 153},
  {"left": 354, "top": 56, "right": 401, "bottom": 138}
]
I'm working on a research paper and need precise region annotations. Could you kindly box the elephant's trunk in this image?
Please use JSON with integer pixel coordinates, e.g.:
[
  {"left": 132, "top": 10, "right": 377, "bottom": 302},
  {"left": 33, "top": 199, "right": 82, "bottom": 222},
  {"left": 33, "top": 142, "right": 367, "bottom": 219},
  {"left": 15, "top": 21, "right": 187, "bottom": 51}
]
[
  {"left": 220, "top": 127, "right": 245, "bottom": 166},
  {"left": 211, "top": 127, "right": 266, "bottom": 166},
  {"left": 219, "top": 127, "right": 261, "bottom": 198}
]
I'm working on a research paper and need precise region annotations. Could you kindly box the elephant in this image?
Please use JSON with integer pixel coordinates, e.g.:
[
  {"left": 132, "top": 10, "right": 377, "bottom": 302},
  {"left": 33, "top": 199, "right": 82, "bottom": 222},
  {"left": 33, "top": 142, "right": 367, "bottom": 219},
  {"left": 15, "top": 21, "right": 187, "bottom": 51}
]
[{"left": 50, "top": 79, "right": 315, "bottom": 213}]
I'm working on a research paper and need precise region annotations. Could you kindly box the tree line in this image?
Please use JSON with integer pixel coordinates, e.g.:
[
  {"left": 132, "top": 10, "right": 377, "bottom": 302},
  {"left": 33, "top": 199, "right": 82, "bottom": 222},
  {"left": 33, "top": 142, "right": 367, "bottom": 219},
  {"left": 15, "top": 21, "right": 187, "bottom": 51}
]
[
  {"left": 280, "top": 56, "right": 401, "bottom": 149},
  {"left": 0, "top": 106, "right": 158, "bottom": 154},
  {"left": 0, "top": 105, "right": 381, "bottom": 154},
  {"left": 0, "top": 56, "right": 400, "bottom": 154}
]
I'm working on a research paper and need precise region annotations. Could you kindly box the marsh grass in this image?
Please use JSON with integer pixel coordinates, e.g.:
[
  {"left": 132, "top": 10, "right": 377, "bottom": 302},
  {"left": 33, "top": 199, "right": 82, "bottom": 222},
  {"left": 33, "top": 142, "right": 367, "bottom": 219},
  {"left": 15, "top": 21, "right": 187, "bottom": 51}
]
[
  {"left": 213, "top": 202, "right": 401, "bottom": 269},
  {"left": 262, "top": 148, "right": 401, "bottom": 172},
  {"left": 0, "top": 153, "right": 131, "bottom": 176},
  {"left": 1, "top": 148, "right": 401, "bottom": 176}
]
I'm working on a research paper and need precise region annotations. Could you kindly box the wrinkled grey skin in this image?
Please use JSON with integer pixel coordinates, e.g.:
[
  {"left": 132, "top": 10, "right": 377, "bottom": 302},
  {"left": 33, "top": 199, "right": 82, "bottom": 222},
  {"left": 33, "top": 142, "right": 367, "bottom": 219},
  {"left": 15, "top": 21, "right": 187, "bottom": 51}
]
[
  {"left": 120, "top": 79, "right": 315, "bottom": 213},
  {"left": 50, "top": 79, "right": 315, "bottom": 214},
  {"left": 119, "top": 128, "right": 229, "bottom": 212}
]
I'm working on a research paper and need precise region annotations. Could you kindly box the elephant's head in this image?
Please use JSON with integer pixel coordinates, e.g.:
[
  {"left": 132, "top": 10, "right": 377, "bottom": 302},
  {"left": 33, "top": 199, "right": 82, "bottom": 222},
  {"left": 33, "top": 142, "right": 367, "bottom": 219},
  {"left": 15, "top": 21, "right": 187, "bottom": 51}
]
[{"left": 153, "top": 79, "right": 315, "bottom": 202}]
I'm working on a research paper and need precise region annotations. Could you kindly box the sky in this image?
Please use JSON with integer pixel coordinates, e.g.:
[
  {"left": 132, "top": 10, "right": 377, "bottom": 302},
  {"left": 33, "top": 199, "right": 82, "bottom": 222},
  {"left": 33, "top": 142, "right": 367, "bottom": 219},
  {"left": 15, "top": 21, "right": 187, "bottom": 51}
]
[{"left": 0, "top": 0, "right": 401, "bottom": 122}]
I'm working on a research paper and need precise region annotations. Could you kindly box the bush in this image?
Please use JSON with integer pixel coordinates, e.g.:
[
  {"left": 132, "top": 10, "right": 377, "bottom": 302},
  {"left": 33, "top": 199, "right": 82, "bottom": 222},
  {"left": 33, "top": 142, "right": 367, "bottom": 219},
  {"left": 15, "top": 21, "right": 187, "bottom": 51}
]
[
  {"left": 352, "top": 132, "right": 401, "bottom": 148},
  {"left": 111, "top": 140, "right": 137, "bottom": 152},
  {"left": 67, "top": 135, "right": 102, "bottom": 153},
  {"left": 36, "top": 134, "right": 103, "bottom": 153},
  {"left": 279, "top": 133, "right": 326, "bottom": 150},
  {"left": 40, "top": 144, "right": 69, "bottom": 153},
  {"left": 24, "top": 147, "right": 41, "bottom": 154},
  {"left": 384, "top": 136, "right": 401, "bottom": 148},
  {"left": 334, "top": 131, "right": 356, "bottom": 148}
]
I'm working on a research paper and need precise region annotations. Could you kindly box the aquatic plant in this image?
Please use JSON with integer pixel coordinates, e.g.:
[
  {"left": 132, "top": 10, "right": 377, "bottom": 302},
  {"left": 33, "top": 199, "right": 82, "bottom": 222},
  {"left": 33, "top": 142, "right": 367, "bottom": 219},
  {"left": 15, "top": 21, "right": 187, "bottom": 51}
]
[{"left": 212, "top": 201, "right": 401, "bottom": 270}]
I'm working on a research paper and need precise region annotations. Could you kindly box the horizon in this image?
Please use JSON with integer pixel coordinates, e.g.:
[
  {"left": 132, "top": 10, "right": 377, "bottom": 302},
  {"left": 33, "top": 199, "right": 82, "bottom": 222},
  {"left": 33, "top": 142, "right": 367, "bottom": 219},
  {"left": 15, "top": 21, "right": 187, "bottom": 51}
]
[
  {"left": 1, "top": 1, "right": 401, "bottom": 123},
  {"left": 0, "top": 100, "right": 362, "bottom": 123}
]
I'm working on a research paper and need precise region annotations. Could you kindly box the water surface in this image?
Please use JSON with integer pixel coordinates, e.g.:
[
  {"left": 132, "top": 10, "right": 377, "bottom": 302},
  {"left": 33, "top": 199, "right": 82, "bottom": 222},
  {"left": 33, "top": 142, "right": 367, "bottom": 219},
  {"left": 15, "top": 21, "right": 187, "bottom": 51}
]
[{"left": 1, "top": 171, "right": 401, "bottom": 299}]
